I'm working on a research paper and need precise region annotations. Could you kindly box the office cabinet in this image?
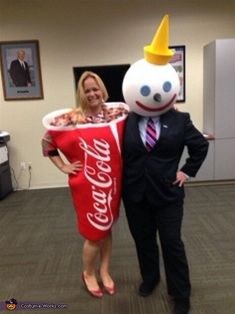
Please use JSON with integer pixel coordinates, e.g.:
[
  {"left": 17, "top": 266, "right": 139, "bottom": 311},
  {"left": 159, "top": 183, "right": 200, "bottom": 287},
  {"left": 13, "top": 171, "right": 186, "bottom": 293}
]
[
  {"left": 203, "top": 39, "right": 235, "bottom": 181},
  {"left": 0, "top": 131, "right": 13, "bottom": 199},
  {"left": 203, "top": 39, "right": 235, "bottom": 138},
  {"left": 214, "top": 138, "right": 235, "bottom": 180}
]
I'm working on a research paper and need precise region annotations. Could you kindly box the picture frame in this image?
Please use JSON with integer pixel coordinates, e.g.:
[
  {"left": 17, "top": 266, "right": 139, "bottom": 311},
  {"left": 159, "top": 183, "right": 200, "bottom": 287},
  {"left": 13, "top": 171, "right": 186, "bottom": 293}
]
[
  {"left": 169, "top": 45, "right": 185, "bottom": 103},
  {"left": 0, "top": 40, "right": 43, "bottom": 100}
]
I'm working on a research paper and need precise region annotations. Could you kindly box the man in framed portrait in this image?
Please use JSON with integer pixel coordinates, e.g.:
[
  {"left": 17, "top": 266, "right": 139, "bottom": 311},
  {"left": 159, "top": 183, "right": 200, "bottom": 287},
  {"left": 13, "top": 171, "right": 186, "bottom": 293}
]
[{"left": 9, "top": 49, "right": 32, "bottom": 87}]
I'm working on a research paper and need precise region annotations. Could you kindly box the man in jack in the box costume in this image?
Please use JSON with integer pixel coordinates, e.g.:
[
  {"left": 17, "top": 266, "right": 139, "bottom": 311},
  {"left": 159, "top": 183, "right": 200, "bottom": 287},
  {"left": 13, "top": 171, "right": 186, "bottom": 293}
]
[
  {"left": 122, "top": 15, "right": 209, "bottom": 314},
  {"left": 42, "top": 71, "right": 128, "bottom": 298}
]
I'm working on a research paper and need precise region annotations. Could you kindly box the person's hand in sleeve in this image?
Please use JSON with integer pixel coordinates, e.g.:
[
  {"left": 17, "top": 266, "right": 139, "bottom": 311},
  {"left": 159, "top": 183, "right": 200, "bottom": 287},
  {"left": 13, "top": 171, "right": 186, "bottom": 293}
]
[
  {"left": 60, "top": 160, "right": 83, "bottom": 175},
  {"left": 173, "top": 171, "right": 189, "bottom": 187}
]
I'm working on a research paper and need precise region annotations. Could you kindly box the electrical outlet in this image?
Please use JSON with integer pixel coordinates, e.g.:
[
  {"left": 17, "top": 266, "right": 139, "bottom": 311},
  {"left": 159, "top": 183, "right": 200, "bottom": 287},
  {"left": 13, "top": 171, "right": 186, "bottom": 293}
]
[
  {"left": 20, "top": 161, "right": 32, "bottom": 171},
  {"left": 20, "top": 161, "right": 27, "bottom": 170}
]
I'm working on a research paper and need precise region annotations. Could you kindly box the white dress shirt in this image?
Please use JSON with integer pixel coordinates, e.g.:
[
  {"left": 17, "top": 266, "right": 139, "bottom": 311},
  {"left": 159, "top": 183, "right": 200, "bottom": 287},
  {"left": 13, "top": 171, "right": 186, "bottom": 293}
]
[
  {"left": 138, "top": 116, "right": 161, "bottom": 145},
  {"left": 19, "top": 59, "right": 25, "bottom": 68}
]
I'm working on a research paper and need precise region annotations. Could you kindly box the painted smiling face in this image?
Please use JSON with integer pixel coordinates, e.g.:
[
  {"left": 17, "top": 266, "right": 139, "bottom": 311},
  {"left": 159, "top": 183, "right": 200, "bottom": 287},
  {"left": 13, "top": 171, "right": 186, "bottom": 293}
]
[{"left": 122, "top": 58, "right": 180, "bottom": 117}]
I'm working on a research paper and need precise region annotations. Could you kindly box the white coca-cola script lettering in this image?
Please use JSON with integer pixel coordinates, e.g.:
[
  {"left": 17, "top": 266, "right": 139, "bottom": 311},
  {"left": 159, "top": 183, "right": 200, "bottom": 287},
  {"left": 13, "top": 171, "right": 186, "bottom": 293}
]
[{"left": 79, "top": 137, "right": 115, "bottom": 231}]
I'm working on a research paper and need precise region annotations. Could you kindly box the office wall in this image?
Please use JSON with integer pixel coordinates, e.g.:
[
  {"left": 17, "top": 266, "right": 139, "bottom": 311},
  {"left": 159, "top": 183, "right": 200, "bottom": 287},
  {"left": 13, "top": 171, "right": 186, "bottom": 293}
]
[{"left": 0, "top": 0, "right": 235, "bottom": 189}]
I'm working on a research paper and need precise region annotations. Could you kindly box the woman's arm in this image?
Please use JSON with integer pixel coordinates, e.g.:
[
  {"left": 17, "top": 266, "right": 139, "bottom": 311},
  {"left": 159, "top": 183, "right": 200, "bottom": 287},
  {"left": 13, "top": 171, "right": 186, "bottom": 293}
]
[
  {"left": 49, "top": 155, "right": 82, "bottom": 175},
  {"left": 42, "top": 132, "right": 82, "bottom": 175}
]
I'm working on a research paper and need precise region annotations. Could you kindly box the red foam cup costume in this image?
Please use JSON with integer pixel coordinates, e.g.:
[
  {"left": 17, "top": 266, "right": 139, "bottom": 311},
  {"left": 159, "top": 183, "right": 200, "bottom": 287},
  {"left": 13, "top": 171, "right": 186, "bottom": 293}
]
[{"left": 42, "top": 103, "right": 128, "bottom": 241}]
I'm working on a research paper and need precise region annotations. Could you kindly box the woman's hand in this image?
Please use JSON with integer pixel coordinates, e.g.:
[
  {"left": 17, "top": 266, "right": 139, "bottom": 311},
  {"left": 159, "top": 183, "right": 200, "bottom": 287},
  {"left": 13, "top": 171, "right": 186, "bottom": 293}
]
[
  {"left": 49, "top": 155, "right": 82, "bottom": 175},
  {"left": 60, "top": 160, "right": 83, "bottom": 175}
]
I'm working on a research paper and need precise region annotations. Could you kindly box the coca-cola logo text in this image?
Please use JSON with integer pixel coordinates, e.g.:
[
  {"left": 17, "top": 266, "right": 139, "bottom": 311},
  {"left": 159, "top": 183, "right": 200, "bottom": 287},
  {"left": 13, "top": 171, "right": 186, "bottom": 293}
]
[{"left": 79, "top": 137, "right": 114, "bottom": 231}]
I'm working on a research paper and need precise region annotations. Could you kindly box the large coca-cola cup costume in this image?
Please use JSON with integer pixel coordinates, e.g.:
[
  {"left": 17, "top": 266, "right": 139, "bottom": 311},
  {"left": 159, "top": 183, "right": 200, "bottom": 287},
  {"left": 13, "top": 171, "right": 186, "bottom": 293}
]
[{"left": 42, "top": 102, "right": 129, "bottom": 241}]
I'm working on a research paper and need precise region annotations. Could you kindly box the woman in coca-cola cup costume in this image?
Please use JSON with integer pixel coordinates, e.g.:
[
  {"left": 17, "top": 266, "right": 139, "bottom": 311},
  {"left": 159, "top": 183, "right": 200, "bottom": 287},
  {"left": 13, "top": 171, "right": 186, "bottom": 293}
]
[{"left": 42, "top": 71, "right": 128, "bottom": 298}]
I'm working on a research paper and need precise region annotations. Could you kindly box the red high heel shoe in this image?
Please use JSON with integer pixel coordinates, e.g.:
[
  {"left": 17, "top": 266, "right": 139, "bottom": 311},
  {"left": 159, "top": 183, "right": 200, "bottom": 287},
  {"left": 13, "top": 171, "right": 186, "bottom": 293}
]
[
  {"left": 103, "top": 283, "right": 116, "bottom": 296},
  {"left": 81, "top": 273, "right": 103, "bottom": 298}
]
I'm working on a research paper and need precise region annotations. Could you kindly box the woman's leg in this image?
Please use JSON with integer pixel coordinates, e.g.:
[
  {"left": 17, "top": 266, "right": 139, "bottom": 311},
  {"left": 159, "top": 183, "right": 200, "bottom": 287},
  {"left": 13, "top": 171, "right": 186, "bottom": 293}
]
[
  {"left": 99, "top": 233, "right": 114, "bottom": 288},
  {"left": 82, "top": 239, "right": 101, "bottom": 291}
]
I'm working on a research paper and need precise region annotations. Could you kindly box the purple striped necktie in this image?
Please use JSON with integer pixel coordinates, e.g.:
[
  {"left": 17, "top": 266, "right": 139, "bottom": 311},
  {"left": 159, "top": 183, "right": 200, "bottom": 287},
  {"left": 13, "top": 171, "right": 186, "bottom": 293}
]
[{"left": 145, "top": 118, "right": 157, "bottom": 151}]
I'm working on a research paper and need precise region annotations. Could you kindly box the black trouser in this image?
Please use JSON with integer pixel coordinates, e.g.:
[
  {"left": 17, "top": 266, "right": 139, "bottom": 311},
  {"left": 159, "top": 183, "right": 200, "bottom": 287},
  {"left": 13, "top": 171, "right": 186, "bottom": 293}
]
[{"left": 124, "top": 197, "right": 191, "bottom": 299}]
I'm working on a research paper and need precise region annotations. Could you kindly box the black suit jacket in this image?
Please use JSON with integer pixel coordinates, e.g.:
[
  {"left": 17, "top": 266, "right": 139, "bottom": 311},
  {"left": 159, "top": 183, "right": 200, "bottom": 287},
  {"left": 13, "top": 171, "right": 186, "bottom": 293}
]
[
  {"left": 122, "top": 109, "right": 209, "bottom": 206},
  {"left": 9, "top": 59, "right": 32, "bottom": 87}
]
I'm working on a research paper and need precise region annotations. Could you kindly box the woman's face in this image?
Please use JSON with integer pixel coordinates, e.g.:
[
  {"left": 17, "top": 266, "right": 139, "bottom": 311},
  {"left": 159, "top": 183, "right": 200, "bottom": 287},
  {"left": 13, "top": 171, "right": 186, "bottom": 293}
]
[{"left": 83, "top": 77, "right": 103, "bottom": 112}]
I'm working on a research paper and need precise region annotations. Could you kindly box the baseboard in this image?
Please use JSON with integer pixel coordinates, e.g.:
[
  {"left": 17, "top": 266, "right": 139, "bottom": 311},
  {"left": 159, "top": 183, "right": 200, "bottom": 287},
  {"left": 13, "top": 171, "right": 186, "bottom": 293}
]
[
  {"left": 14, "top": 180, "right": 235, "bottom": 191},
  {"left": 186, "top": 179, "right": 235, "bottom": 187},
  {"left": 15, "top": 184, "right": 69, "bottom": 191}
]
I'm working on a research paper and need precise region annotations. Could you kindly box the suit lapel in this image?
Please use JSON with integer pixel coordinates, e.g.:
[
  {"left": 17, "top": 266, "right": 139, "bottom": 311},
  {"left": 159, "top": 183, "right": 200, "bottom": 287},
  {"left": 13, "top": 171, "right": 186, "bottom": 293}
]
[
  {"left": 159, "top": 109, "right": 179, "bottom": 143},
  {"left": 129, "top": 113, "right": 146, "bottom": 149},
  {"left": 153, "top": 110, "right": 175, "bottom": 148},
  {"left": 159, "top": 114, "right": 170, "bottom": 141}
]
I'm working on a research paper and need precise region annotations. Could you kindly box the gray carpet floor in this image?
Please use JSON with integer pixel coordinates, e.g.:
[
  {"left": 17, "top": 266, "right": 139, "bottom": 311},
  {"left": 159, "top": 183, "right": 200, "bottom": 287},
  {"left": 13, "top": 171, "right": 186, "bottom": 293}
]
[{"left": 0, "top": 184, "right": 235, "bottom": 313}]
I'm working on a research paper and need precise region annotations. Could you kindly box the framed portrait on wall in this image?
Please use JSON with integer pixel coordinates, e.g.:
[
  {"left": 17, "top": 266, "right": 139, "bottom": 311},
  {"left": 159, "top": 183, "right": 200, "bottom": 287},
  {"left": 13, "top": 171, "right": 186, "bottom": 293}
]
[
  {"left": 0, "top": 40, "right": 44, "bottom": 100},
  {"left": 169, "top": 45, "right": 185, "bottom": 103}
]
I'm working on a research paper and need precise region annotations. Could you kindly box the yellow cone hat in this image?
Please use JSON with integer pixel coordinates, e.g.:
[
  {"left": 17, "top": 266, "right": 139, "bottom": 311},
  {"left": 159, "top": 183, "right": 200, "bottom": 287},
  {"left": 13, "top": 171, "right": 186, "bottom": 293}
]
[{"left": 144, "top": 15, "right": 174, "bottom": 65}]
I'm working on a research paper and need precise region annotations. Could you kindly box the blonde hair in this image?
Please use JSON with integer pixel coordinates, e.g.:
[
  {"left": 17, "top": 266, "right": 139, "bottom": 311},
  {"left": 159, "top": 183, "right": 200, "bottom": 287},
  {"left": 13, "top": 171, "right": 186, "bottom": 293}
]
[{"left": 76, "top": 71, "right": 109, "bottom": 115}]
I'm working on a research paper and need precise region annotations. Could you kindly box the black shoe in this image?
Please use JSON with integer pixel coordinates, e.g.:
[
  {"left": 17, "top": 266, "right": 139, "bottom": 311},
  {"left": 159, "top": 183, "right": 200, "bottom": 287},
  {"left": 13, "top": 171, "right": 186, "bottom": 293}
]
[
  {"left": 174, "top": 298, "right": 190, "bottom": 314},
  {"left": 138, "top": 280, "right": 159, "bottom": 297}
]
